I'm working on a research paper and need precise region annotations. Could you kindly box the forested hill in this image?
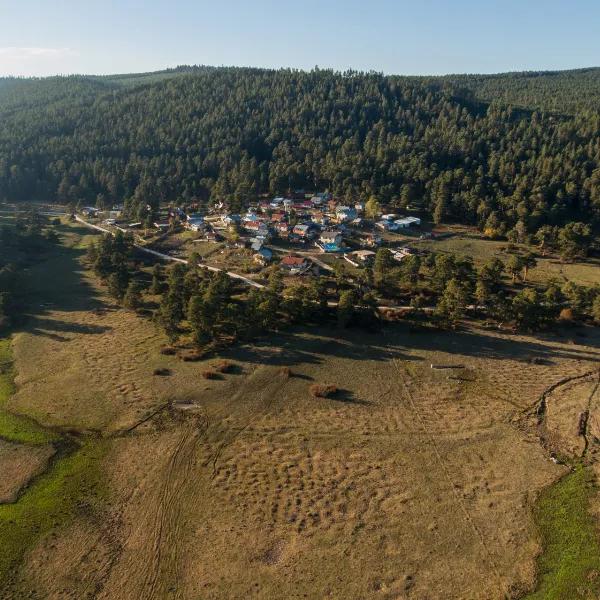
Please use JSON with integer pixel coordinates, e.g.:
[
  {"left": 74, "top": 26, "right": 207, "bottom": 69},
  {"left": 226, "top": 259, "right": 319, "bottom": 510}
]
[
  {"left": 432, "top": 67, "right": 600, "bottom": 114},
  {"left": 0, "top": 66, "right": 599, "bottom": 237}
]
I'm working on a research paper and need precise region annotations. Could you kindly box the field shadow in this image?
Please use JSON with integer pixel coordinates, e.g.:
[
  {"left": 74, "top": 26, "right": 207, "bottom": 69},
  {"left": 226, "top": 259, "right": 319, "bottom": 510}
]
[
  {"left": 230, "top": 327, "right": 416, "bottom": 369},
  {"left": 27, "top": 318, "right": 112, "bottom": 342},
  {"left": 227, "top": 321, "right": 600, "bottom": 378},
  {"left": 15, "top": 231, "right": 110, "bottom": 340},
  {"left": 385, "top": 323, "right": 600, "bottom": 364}
]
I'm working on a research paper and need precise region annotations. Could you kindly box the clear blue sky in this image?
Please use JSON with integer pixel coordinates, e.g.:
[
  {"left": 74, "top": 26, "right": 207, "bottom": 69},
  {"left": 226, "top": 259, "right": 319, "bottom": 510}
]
[{"left": 1, "top": 0, "right": 599, "bottom": 77}]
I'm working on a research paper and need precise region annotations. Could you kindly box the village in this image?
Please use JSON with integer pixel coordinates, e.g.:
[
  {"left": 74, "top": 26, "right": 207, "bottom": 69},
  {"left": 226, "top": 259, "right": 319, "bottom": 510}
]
[{"left": 81, "top": 191, "right": 430, "bottom": 285}]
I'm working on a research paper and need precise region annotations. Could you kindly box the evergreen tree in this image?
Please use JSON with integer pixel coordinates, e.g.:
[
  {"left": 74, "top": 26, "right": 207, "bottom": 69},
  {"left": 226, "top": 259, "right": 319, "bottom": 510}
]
[
  {"left": 337, "top": 290, "right": 356, "bottom": 328},
  {"left": 123, "top": 280, "right": 143, "bottom": 310},
  {"left": 434, "top": 278, "right": 470, "bottom": 326}
]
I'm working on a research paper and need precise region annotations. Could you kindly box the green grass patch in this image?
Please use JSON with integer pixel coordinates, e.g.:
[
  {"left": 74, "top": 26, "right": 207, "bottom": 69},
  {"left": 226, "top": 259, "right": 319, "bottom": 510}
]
[
  {"left": 0, "top": 338, "right": 57, "bottom": 445},
  {"left": 525, "top": 465, "right": 600, "bottom": 600},
  {"left": 0, "top": 439, "right": 107, "bottom": 582}
]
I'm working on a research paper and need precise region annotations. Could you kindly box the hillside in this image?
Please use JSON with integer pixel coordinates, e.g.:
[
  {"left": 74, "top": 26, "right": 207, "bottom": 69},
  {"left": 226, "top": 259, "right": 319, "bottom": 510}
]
[
  {"left": 433, "top": 67, "right": 600, "bottom": 114},
  {"left": 0, "top": 67, "right": 599, "bottom": 237}
]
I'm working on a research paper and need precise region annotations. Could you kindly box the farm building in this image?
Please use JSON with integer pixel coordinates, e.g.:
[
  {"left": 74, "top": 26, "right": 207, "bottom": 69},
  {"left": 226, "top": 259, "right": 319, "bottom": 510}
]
[{"left": 394, "top": 216, "right": 421, "bottom": 228}]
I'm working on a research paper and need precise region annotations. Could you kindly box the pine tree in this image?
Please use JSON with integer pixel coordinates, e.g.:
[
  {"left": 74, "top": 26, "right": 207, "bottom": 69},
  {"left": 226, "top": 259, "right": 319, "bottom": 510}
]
[{"left": 123, "top": 280, "right": 143, "bottom": 310}]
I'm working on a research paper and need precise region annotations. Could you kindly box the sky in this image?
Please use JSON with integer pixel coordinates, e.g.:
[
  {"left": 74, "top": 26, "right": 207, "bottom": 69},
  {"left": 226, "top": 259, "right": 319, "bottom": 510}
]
[{"left": 1, "top": 0, "right": 599, "bottom": 77}]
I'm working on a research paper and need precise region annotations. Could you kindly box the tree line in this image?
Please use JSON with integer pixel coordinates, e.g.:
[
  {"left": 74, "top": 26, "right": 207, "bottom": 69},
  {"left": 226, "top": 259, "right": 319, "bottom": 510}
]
[
  {"left": 87, "top": 228, "right": 600, "bottom": 350},
  {"left": 87, "top": 232, "right": 381, "bottom": 347}
]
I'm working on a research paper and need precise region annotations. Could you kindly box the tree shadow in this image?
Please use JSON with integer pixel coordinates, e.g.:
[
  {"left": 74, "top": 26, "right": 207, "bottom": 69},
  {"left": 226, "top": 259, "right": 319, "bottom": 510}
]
[
  {"left": 13, "top": 229, "right": 112, "bottom": 340},
  {"left": 331, "top": 388, "right": 371, "bottom": 405},
  {"left": 228, "top": 326, "right": 417, "bottom": 368},
  {"left": 27, "top": 318, "right": 112, "bottom": 342},
  {"left": 223, "top": 321, "right": 600, "bottom": 379}
]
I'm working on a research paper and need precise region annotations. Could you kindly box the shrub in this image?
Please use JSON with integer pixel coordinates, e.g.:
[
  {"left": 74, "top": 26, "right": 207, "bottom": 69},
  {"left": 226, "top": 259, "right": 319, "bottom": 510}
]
[
  {"left": 179, "top": 349, "right": 203, "bottom": 362},
  {"left": 160, "top": 346, "right": 176, "bottom": 356},
  {"left": 279, "top": 366, "right": 292, "bottom": 378},
  {"left": 202, "top": 369, "right": 218, "bottom": 379},
  {"left": 309, "top": 384, "right": 338, "bottom": 398},
  {"left": 153, "top": 368, "right": 171, "bottom": 376},
  {"left": 558, "top": 308, "right": 575, "bottom": 323},
  {"left": 213, "top": 360, "right": 234, "bottom": 374}
]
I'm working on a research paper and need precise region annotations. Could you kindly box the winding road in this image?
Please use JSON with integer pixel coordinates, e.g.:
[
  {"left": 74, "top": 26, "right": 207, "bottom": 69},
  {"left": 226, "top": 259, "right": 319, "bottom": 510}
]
[{"left": 74, "top": 216, "right": 265, "bottom": 288}]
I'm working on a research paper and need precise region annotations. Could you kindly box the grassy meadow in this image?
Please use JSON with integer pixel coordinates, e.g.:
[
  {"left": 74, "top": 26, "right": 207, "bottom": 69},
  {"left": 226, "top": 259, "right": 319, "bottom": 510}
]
[{"left": 1, "top": 220, "right": 600, "bottom": 598}]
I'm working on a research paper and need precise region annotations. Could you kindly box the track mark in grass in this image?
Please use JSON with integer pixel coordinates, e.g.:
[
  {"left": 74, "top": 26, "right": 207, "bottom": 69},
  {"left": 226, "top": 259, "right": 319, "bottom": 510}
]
[{"left": 525, "top": 465, "right": 600, "bottom": 600}]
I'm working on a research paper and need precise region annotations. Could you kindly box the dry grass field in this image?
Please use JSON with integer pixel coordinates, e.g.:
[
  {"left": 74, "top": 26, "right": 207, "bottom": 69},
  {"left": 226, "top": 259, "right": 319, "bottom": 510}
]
[
  {"left": 2, "top": 223, "right": 600, "bottom": 599},
  {"left": 416, "top": 230, "right": 600, "bottom": 287}
]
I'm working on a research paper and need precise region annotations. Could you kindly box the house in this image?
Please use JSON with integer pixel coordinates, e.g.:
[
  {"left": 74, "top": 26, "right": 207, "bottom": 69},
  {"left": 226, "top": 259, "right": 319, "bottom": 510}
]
[
  {"left": 344, "top": 249, "right": 376, "bottom": 267},
  {"left": 319, "top": 230, "right": 343, "bottom": 245},
  {"left": 355, "top": 202, "right": 365, "bottom": 214},
  {"left": 81, "top": 207, "right": 98, "bottom": 217},
  {"left": 222, "top": 214, "right": 241, "bottom": 227},
  {"left": 250, "top": 238, "right": 264, "bottom": 252},
  {"left": 270, "top": 212, "right": 286, "bottom": 223},
  {"left": 274, "top": 222, "right": 290, "bottom": 238},
  {"left": 154, "top": 221, "right": 171, "bottom": 231},
  {"left": 318, "top": 230, "right": 343, "bottom": 252},
  {"left": 392, "top": 247, "right": 414, "bottom": 262},
  {"left": 242, "top": 220, "right": 270, "bottom": 238},
  {"left": 363, "top": 232, "right": 382, "bottom": 247},
  {"left": 205, "top": 231, "right": 222, "bottom": 243},
  {"left": 270, "top": 197, "right": 285, "bottom": 208},
  {"left": 280, "top": 255, "right": 310, "bottom": 275},
  {"left": 293, "top": 200, "right": 313, "bottom": 212},
  {"left": 253, "top": 247, "right": 273, "bottom": 265},
  {"left": 376, "top": 220, "right": 395, "bottom": 232},
  {"left": 186, "top": 217, "right": 206, "bottom": 232},
  {"left": 382, "top": 213, "right": 399, "bottom": 221},
  {"left": 186, "top": 213, "right": 204, "bottom": 222},
  {"left": 354, "top": 249, "right": 376, "bottom": 263},
  {"left": 335, "top": 205, "right": 357, "bottom": 222},
  {"left": 311, "top": 211, "right": 330, "bottom": 226},
  {"left": 313, "top": 191, "right": 331, "bottom": 203},
  {"left": 291, "top": 223, "right": 318, "bottom": 241}
]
